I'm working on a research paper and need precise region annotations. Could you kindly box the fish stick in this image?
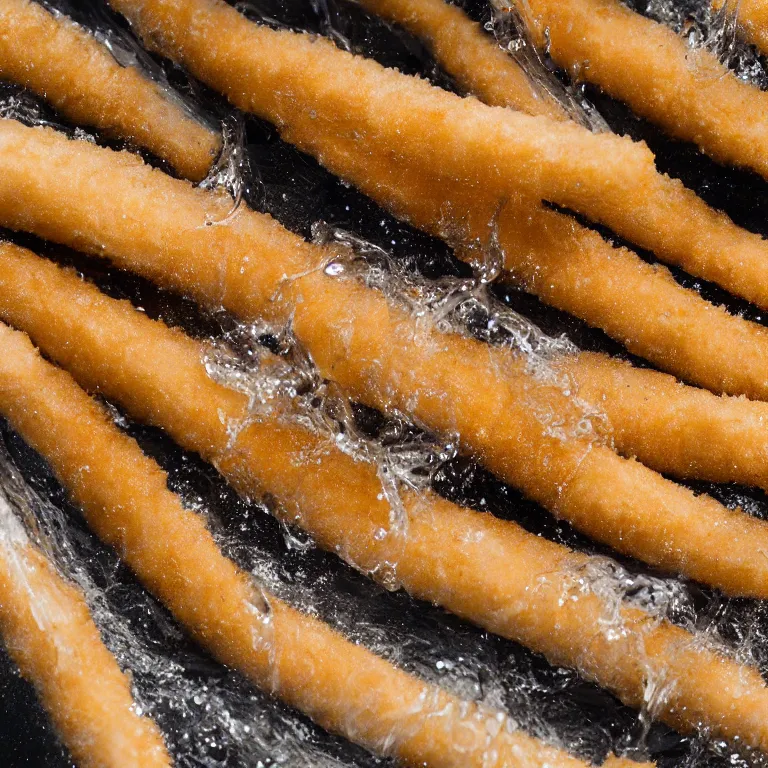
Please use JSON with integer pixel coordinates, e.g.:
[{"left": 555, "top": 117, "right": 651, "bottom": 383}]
[
  {"left": 107, "top": 0, "right": 768, "bottom": 311},
  {"left": 0, "top": 493, "right": 171, "bottom": 768},
  {"left": 0, "top": 323, "right": 636, "bottom": 768},
  {"left": 345, "top": 2, "right": 768, "bottom": 402},
  {"left": 509, "top": 0, "right": 768, "bottom": 179},
  {"left": 556, "top": 351, "right": 768, "bottom": 489},
  {"left": 314, "top": 125, "right": 768, "bottom": 401},
  {"left": 359, "top": 154, "right": 768, "bottom": 491},
  {"left": 353, "top": 0, "right": 564, "bottom": 117},
  {"left": 0, "top": 0, "right": 220, "bottom": 180},
  {"left": 3, "top": 123, "right": 768, "bottom": 597},
  {"left": 0, "top": 246, "right": 766, "bottom": 756}
]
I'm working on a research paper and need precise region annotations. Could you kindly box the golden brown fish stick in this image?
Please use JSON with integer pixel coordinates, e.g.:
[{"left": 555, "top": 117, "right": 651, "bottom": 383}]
[
  {"left": 0, "top": 500, "right": 171, "bottom": 768},
  {"left": 2, "top": 123, "right": 768, "bottom": 597},
  {"left": 512, "top": 0, "right": 768, "bottom": 180},
  {"left": 559, "top": 351, "right": 768, "bottom": 490},
  {"left": 101, "top": 0, "right": 768, "bottom": 400},
  {"left": 314, "top": 127, "right": 768, "bottom": 402},
  {"left": 108, "top": 0, "right": 768, "bottom": 310},
  {"left": 0, "top": 0, "right": 219, "bottom": 180},
  {"left": 0, "top": 321, "right": 621, "bottom": 768},
  {"left": 0, "top": 246, "right": 766, "bottom": 756},
  {"left": 353, "top": 0, "right": 564, "bottom": 117}
]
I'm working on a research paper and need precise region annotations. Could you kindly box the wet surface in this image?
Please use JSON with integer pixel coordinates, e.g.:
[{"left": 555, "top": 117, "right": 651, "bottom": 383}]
[{"left": 2, "top": 1, "right": 768, "bottom": 766}]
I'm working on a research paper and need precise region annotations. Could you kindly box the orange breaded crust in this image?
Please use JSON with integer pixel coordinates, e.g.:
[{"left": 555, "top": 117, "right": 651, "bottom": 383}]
[
  {"left": 355, "top": 0, "right": 564, "bottom": 117},
  {"left": 0, "top": 0, "right": 219, "bottom": 180},
  {"left": 0, "top": 494, "right": 170, "bottom": 767},
  {"left": 603, "top": 758, "right": 656, "bottom": 768},
  {"left": 312, "top": 124, "right": 768, "bottom": 401},
  {"left": 2, "top": 246, "right": 768, "bottom": 753},
  {"left": 514, "top": 0, "right": 768, "bottom": 179},
  {"left": 0, "top": 324, "right": 602, "bottom": 768},
  {"left": 348, "top": 5, "right": 768, "bottom": 401},
  {"left": 560, "top": 352, "right": 768, "bottom": 491},
  {"left": 3, "top": 123, "right": 768, "bottom": 600},
  {"left": 108, "top": 0, "right": 768, "bottom": 311}
]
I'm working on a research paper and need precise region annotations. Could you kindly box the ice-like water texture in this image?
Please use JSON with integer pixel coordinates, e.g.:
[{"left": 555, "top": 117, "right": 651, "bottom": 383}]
[
  {"left": 313, "top": 222, "right": 611, "bottom": 447},
  {"left": 488, "top": 1, "right": 612, "bottom": 131},
  {"left": 627, "top": 0, "right": 768, "bottom": 87},
  {"left": 0, "top": 81, "right": 91, "bottom": 139},
  {"left": 204, "top": 308, "right": 458, "bottom": 565},
  {"left": 313, "top": 221, "right": 577, "bottom": 362},
  {"left": 200, "top": 113, "right": 254, "bottom": 224}
]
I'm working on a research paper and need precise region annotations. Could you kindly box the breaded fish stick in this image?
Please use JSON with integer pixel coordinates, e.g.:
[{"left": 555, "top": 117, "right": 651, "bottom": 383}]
[
  {"left": 0, "top": 0, "right": 219, "bottom": 180},
  {"left": 0, "top": 491, "right": 171, "bottom": 768},
  {"left": 345, "top": 2, "right": 768, "bottom": 401},
  {"left": 717, "top": 0, "right": 768, "bottom": 53},
  {"left": 322, "top": 133, "right": 768, "bottom": 401},
  {"left": 510, "top": 0, "right": 768, "bottom": 179},
  {"left": 559, "top": 351, "right": 768, "bottom": 490},
  {"left": 1, "top": 246, "right": 766, "bottom": 756},
  {"left": 0, "top": 323, "right": 628, "bottom": 768},
  {"left": 3, "top": 124, "right": 768, "bottom": 598},
  {"left": 353, "top": 0, "right": 564, "bottom": 117},
  {"left": 107, "top": 0, "right": 768, "bottom": 310}
]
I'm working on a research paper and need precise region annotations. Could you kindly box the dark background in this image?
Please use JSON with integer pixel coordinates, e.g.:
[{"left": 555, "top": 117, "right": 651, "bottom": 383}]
[{"left": 3, "top": 1, "right": 768, "bottom": 766}]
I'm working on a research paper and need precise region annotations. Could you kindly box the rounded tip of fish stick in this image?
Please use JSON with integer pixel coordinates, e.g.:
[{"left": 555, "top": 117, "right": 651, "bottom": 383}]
[
  {"left": 173, "top": 135, "right": 222, "bottom": 183},
  {"left": 0, "top": 0, "right": 220, "bottom": 184},
  {"left": 0, "top": 519, "right": 171, "bottom": 767}
]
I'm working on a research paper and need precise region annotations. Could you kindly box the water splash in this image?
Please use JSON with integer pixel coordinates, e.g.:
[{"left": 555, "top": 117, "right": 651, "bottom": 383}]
[
  {"left": 630, "top": 0, "right": 768, "bottom": 88},
  {"left": 200, "top": 113, "right": 256, "bottom": 225},
  {"left": 313, "top": 221, "right": 609, "bottom": 447},
  {"left": 488, "top": 1, "right": 612, "bottom": 132},
  {"left": 0, "top": 83, "right": 79, "bottom": 134},
  {"left": 314, "top": 221, "right": 576, "bottom": 364},
  {"left": 310, "top": 0, "right": 354, "bottom": 52},
  {"left": 233, "top": 0, "right": 293, "bottom": 30},
  {"left": 560, "top": 556, "right": 693, "bottom": 629},
  {"left": 204, "top": 319, "right": 458, "bottom": 580}
]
